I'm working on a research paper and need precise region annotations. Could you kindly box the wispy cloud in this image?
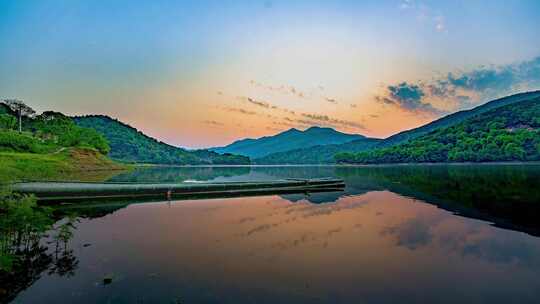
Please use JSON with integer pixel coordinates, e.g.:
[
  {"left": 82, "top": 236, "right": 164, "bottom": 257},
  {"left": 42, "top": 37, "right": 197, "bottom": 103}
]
[
  {"left": 325, "top": 97, "right": 338, "bottom": 104},
  {"left": 223, "top": 107, "right": 257, "bottom": 115},
  {"left": 237, "top": 96, "right": 276, "bottom": 109},
  {"left": 203, "top": 120, "right": 224, "bottom": 126},
  {"left": 300, "top": 113, "right": 366, "bottom": 130},
  {"left": 249, "top": 80, "right": 307, "bottom": 99},
  {"left": 249, "top": 80, "right": 339, "bottom": 104}
]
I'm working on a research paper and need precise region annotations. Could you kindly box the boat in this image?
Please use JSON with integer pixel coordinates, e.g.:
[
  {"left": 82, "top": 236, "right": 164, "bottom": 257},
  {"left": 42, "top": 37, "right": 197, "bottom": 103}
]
[{"left": 11, "top": 178, "right": 345, "bottom": 202}]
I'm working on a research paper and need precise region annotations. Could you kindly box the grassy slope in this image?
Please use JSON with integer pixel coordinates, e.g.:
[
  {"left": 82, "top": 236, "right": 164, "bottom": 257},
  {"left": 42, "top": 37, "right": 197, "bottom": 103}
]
[{"left": 0, "top": 148, "right": 126, "bottom": 183}]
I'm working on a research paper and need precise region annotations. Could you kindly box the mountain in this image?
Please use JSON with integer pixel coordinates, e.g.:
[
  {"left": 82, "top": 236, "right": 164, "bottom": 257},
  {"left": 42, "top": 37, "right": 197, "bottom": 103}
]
[
  {"left": 376, "top": 90, "right": 540, "bottom": 148},
  {"left": 254, "top": 137, "right": 381, "bottom": 164},
  {"left": 256, "top": 91, "right": 540, "bottom": 164},
  {"left": 336, "top": 96, "right": 540, "bottom": 163},
  {"left": 210, "top": 126, "right": 365, "bottom": 158},
  {"left": 73, "top": 115, "right": 250, "bottom": 165}
]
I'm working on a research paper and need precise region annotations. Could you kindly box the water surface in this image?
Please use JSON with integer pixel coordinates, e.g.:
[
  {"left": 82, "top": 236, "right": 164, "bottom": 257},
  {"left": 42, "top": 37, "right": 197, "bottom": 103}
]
[{"left": 4, "top": 165, "right": 540, "bottom": 303}]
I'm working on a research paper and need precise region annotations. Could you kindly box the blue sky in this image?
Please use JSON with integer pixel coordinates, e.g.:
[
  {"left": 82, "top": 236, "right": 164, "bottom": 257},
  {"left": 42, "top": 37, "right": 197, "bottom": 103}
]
[{"left": 1, "top": 0, "right": 539, "bottom": 147}]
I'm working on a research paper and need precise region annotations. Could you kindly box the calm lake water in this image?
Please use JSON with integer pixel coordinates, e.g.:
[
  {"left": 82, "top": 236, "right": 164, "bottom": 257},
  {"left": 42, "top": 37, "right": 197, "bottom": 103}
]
[{"left": 4, "top": 165, "right": 540, "bottom": 303}]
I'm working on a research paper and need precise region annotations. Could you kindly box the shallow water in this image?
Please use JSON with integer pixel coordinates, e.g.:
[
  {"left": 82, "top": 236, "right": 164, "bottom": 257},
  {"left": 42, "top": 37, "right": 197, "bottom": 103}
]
[{"left": 4, "top": 165, "right": 540, "bottom": 303}]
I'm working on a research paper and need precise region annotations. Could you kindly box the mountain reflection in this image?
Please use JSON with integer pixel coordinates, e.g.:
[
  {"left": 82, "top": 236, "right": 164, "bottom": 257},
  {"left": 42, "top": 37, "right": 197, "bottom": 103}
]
[
  {"left": 108, "top": 164, "right": 540, "bottom": 236},
  {"left": 4, "top": 165, "right": 540, "bottom": 303}
]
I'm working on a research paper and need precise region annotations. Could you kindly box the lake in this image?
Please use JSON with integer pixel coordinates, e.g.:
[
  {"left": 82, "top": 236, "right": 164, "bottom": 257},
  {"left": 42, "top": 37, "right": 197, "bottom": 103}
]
[{"left": 3, "top": 164, "right": 540, "bottom": 303}]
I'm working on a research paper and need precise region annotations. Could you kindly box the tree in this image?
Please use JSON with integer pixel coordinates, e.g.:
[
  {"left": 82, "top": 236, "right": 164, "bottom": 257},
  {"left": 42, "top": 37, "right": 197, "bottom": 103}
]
[
  {"left": 0, "top": 114, "right": 17, "bottom": 130},
  {"left": 3, "top": 99, "right": 36, "bottom": 133}
]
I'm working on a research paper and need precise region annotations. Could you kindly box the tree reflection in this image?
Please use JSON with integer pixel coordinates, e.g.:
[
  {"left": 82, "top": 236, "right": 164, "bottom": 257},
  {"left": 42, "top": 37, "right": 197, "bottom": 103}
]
[{"left": 0, "top": 189, "right": 79, "bottom": 302}]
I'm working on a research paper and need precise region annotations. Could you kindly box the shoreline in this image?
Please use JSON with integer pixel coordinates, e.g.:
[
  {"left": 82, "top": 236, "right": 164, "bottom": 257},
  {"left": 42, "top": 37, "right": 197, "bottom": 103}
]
[{"left": 128, "top": 161, "right": 540, "bottom": 168}]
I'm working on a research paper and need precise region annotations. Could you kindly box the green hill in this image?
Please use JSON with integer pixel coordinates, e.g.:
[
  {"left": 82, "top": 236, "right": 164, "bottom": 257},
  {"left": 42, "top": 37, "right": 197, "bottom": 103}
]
[
  {"left": 336, "top": 97, "right": 540, "bottom": 164},
  {"left": 376, "top": 90, "right": 540, "bottom": 148},
  {"left": 1, "top": 110, "right": 109, "bottom": 155},
  {"left": 254, "top": 137, "right": 381, "bottom": 164},
  {"left": 0, "top": 106, "right": 122, "bottom": 182},
  {"left": 73, "top": 115, "right": 250, "bottom": 165},
  {"left": 210, "top": 126, "right": 365, "bottom": 158},
  {"left": 255, "top": 91, "right": 540, "bottom": 164}
]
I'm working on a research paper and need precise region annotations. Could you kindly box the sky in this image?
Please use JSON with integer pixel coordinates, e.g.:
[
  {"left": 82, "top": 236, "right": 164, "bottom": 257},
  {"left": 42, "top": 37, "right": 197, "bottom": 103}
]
[{"left": 1, "top": 0, "right": 540, "bottom": 148}]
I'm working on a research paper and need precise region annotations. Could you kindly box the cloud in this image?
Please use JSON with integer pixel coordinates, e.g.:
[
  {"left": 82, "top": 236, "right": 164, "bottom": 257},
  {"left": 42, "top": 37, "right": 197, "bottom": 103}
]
[
  {"left": 382, "top": 217, "right": 433, "bottom": 250},
  {"left": 325, "top": 97, "right": 337, "bottom": 103},
  {"left": 203, "top": 120, "right": 224, "bottom": 126},
  {"left": 238, "top": 96, "right": 276, "bottom": 109},
  {"left": 434, "top": 15, "right": 446, "bottom": 32},
  {"left": 249, "top": 80, "right": 339, "bottom": 104},
  {"left": 300, "top": 112, "right": 366, "bottom": 129},
  {"left": 223, "top": 107, "right": 257, "bottom": 115},
  {"left": 376, "top": 82, "right": 444, "bottom": 115},
  {"left": 376, "top": 56, "right": 540, "bottom": 115},
  {"left": 249, "top": 80, "right": 307, "bottom": 99}
]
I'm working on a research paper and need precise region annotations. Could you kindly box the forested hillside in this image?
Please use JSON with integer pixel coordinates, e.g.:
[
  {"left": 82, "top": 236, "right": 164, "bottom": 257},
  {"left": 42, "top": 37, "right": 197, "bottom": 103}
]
[
  {"left": 254, "top": 137, "right": 381, "bottom": 164},
  {"left": 74, "top": 115, "right": 250, "bottom": 165},
  {"left": 336, "top": 98, "right": 540, "bottom": 163},
  {"left": 376, "top": 90, "right": 540, "bottom": 148}
]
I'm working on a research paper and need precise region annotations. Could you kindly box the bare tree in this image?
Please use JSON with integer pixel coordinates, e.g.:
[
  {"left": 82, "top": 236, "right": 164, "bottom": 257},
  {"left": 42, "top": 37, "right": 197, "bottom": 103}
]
[{"left": 3, "top": 99, "right": 36, "bottom": 132}]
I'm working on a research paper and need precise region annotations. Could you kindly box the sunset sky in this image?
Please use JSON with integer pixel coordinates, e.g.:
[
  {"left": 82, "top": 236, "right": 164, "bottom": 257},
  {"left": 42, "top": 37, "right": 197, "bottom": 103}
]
[{"left": 1, "top": 0, "right": 540, "bottom": 148}]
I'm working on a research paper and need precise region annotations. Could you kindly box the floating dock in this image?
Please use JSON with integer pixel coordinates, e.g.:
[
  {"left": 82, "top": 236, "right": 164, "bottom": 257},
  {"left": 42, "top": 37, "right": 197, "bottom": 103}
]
[{"left": 11, "top": 178, "right": 345, "bottom": 202}]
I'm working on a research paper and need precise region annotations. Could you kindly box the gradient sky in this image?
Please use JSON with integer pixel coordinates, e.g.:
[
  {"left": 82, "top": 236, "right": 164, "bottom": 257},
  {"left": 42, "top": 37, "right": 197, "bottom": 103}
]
[{"left": 1, "top": 0, "right": 540, "bottom": 148}]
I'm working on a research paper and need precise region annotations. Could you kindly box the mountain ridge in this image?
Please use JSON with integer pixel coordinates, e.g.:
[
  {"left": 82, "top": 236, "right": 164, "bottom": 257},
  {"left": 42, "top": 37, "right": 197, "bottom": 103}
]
[
  {"left": 255, "top": 91, "right": 540, "bottom": 164},
  {"left": 210, "top": 126, "right": 366, "bottom": 158},
  {"left": 336, "top": 96, "right": 540, "bottom": 163},
  {"left": 377, "top": 90, "right": 540, "bottom": 148}
]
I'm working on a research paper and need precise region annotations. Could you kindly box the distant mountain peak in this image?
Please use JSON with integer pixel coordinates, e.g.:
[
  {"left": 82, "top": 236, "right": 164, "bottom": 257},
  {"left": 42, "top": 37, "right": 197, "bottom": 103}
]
[
  {"left": 283, "top": 127, "right": 301, "bottom": 133},
  {"left": 210, "top": 126, "right": 366, "bottom": 158}
]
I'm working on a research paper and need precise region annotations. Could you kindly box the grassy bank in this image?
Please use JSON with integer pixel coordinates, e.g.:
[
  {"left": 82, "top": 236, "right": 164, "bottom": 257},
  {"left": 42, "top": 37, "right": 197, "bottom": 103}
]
[{"left": 0, "top": 148, "right": 128, "bottom": 183}]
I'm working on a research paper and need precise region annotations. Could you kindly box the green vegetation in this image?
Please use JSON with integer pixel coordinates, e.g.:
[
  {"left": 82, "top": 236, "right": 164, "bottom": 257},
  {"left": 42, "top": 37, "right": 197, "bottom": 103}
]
[
  {"left": 0, "top": 190, "right": 54, "bottom": 272},
  {"left": 74, "top": 115, "right": 250, "bottom": 165},
  {"left": 254, "top": 137, "right": 381, "bottom": 164},
  {"left": 29, "top": 111, "right": 110, "bottom": 154},
  {"left": 0, "top": 111, "right": 109, "bottom": 155},
  {"left": 334, "top": 165, "right": 540, "bottom": 235},
  {"left": 0, "top": 101, "right": 124, "bottom": 182},
  {"left": 252, "top": 92, "right": 540, "bottom": 164},
  {"left": 0, "top": 149, "right": 124, "bottom": 183},
  {"left": 336, "top": 98, "right": 540, "bottom": 163},
  {"left": 376, "top": 90, "right": 540, "bottom": 148},
  {"left": 0, "top": 189, "right": 79, "bottom": 302}
]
